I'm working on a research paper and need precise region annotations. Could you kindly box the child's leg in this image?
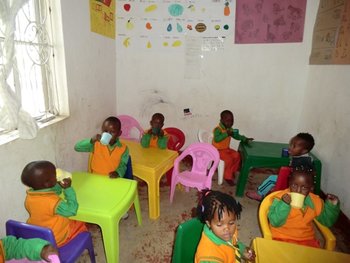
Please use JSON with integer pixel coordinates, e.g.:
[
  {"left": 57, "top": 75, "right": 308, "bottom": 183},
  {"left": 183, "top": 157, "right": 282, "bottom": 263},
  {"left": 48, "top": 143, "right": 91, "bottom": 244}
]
[
  {"left": 257, "top": 175, "right": 277, "bottom": 196},
  {"left": 219, "top": 148, "right": 240, "bottom": 181}
]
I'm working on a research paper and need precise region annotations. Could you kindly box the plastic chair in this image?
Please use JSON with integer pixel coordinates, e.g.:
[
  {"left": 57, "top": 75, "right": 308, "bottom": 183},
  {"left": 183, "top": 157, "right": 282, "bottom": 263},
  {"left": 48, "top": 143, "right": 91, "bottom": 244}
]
[
  {"left": 6, "top": 219, "right": 96, "bottom": 263},
  {"left": 258, "top": 190, "right": 336, "bottom": 251},
  {"left": 117, "top": 114, "right": 144, "bottom": 141},
  {"left": 172, "top": 218, "right": 204, "bottom": 263},
  {"left": 170, "top": 142, "right": 220, "bottom": 203},
  {"left": 88, "top": 154, "right": 133, "bottom": 179},
  {"left": 163, "top": 127, "right": 186, "bottom": 186},
  {"left": 197, "top": 129, "right": 224, "bottom": 185}
]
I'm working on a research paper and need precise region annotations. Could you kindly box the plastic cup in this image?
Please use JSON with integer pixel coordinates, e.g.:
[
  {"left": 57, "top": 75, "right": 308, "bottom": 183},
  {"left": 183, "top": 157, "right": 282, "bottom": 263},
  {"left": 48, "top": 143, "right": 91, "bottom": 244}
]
[
  {"left": 281, "top": 147, "right": 289, "bottom": 157},
  {"left": 100, "top": 132, "right": 112, "bottom": 145},
  {"left": 290, "top": 192, "right": 305, "bottom": 208},
  {"left": 56, "top": 168, "right": 72, "bottom": 182},
  {"left": 233, "top": 129, "right": 239, "bottom": 137}
]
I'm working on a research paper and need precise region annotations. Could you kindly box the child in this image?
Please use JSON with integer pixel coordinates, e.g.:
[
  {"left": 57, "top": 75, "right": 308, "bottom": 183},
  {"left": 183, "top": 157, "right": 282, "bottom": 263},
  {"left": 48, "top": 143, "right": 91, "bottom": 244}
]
[
  {"left": 268, "top": 167, "right": 340, "bottom": 248},
  {"left": 21, "top": 161, "right": 88, "bottom": 247},
  {"left": 1, "top": 236, "right": 58, "bottom": 262},
  {"left": 75, "top": 116, "right": 129, "bottom": 178},
  {"left": 195, "top": 190, "right": 255, "bottom": 263},
  {"left": 140, "top": 113, "right": 168, "bottom": 149},
  {"left": 212, "top": 110, "right": 253, "bottom": 186},
  {"left": 246, "top": 132, "right": 315, "bottom": 201}
]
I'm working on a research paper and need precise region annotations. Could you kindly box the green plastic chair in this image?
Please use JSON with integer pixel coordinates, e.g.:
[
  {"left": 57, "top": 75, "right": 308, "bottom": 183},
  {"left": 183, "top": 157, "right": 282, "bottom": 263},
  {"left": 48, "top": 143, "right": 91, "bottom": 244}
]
[{"left": 172, "top": 218, "right": 204, "bottom": 263}]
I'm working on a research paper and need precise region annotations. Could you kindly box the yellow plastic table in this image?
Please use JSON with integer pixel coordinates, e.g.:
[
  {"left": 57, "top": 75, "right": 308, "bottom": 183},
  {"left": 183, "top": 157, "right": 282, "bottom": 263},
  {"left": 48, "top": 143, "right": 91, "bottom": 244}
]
[
  {"left": 121, "top": 139, "right": 178, "bottom": 219},
  {"left": 70, "top": 172, "right": 142, "bottom": 263},
  {"left": 253, "top": 237, "right": 350, "bottom": 263}
]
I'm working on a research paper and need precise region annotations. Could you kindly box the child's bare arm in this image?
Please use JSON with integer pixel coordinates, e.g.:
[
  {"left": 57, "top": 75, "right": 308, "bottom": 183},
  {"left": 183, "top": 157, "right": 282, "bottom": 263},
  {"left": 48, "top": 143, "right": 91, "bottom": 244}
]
[
  {"left": 243, "top": 248, "right": 256, "bottom": 262},
  {"left": 326, "top": 193, "right": 339, "bottom": 205}
]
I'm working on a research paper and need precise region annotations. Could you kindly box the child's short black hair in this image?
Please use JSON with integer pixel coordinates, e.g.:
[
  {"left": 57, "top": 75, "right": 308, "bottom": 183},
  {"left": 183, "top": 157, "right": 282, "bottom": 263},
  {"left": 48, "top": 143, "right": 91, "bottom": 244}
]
[
  {"left": 152, "top": 113, "right": 165, "bottom": 122},
  {"left": 21, "top": 160, "right": 55, "bottom": 188},
  {"left": 103, "top": 116, "right": 121, "bottom": 127},
  {"left": 196, "top": 189, "right": 242, "bottom": 223},
  {"left": 220, "top": 110, "right": 233, "bottom": 119},
  {"left": 296, "top": 132, "right": 315, "bottom": 152}
]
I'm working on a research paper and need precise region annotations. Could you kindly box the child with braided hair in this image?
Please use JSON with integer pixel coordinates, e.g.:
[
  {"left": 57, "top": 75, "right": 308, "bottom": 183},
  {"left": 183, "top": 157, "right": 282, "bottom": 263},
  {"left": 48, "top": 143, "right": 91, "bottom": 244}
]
[{"left": 195, "top": 190, "right": 255, "bottom": 263}]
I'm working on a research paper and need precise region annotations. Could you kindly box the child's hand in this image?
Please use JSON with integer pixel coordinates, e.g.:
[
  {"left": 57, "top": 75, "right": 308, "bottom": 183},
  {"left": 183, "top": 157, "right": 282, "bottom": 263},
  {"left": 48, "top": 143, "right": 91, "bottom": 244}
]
[
  {"left": 91, "top": 134, "right": 101, "bottom": 143},
  {"left": 243, "top": 248, "right": 256, "bottom": 261},
  {"left": 282, "top": 193, "right": 291, "bottom": 204},
  {"left": 40, "top": 244, "right": 58, "bottom": 261},
  {"left": 326, "top": 194, "right": 339, "bottom": 205},
  {"left": 59, "top": 178, "right": 72, "bottom": 188},
  {"left": 226, "top": 129, "right": 233, "bottom": 136},
  {"left": 158, "top": 129, "right": 164, "bottom": 137},
  {"left": 109, "top": 171, "right": 119, "bottom": 179},
  {"left": 246, "top": 137, "right": 254, "bottom": 142}
]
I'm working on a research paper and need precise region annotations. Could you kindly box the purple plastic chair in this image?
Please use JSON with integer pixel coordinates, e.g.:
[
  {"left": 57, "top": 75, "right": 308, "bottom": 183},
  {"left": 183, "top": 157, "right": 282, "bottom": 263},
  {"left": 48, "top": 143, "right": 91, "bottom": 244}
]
[
  {"left": 117, "top": 114, "right": 144, "bottom": 141},
  {"left": 169, "top": 142, "right": 220, "bottom": 203},
  {"left": 6, "top": 220, "right": 96, "bottom": 263}
]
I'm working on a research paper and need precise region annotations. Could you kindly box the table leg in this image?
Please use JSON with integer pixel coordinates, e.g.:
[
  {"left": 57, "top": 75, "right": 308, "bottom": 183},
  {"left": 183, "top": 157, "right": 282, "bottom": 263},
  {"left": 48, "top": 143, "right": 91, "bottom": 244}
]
[
  {"left": 100, "top": 219, "right": 119, "bottom": 263},
  {"left": 134, "top": 190, "right": 142, "bottom": 225},
  {"left": 236, "top": 159, "right": 252, "bottom": 197},
  {"left": 147, "top": 176, "right": 160, "bottom": 220}
]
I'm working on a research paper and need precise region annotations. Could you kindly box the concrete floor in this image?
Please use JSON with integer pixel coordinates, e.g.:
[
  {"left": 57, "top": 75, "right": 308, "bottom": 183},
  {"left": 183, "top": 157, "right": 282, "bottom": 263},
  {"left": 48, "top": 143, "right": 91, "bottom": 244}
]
[{"left": 77, "top": 168, "right": 350, "bottom": 263}]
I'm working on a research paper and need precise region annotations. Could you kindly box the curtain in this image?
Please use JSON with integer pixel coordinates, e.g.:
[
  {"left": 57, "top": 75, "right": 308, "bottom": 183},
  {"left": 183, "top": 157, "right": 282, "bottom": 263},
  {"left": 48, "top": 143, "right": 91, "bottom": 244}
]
[{"left": 0, "top": 0, "right": 38, "bottom": 139}]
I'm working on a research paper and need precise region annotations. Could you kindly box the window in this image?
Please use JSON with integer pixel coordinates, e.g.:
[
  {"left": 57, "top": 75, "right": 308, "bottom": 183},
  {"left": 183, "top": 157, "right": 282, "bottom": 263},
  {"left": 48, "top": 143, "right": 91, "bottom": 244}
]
[{"left": 0, "top": 0, "right": 65, "bottom": 140}]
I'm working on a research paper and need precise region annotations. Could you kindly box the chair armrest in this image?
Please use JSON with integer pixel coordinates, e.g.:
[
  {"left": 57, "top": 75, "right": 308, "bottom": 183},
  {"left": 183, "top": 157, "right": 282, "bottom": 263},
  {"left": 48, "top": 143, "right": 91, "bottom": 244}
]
[{"left": 313, "top": 219, "right": 336, "bottom": 251}]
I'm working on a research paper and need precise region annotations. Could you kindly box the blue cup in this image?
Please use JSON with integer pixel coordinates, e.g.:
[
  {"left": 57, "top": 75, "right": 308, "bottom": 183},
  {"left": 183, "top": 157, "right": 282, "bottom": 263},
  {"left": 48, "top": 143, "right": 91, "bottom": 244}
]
[
  {"left": 281, "top": 148, "right": 289, "bottom": 157},
  {"left": 100, "top": 132, "right": 112, "bottom": 145}
]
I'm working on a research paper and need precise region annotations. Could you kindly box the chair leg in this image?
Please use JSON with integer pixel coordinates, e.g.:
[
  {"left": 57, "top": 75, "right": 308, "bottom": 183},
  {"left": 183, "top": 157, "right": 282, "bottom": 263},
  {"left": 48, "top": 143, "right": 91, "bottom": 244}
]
[
  {"left": 217, "top": 160, "right": 224, "bottom": 185},
  {"left": 170, "top": 181, "right": 176, "bottom": 203}
]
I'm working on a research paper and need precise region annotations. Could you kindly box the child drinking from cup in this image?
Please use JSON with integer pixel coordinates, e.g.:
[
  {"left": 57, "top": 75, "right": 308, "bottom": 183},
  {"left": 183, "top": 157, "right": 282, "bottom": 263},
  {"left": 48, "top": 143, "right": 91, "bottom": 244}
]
[
  {"left": 75, "top": 116, "right": 129, "bottom": 179},
  {"left": 141, "top": 113, "right": 169, "bottom": 149},
  {"left": 212, "top": 110, "right": 253, "bottom": 186},
  {"left": 195, "top": 190, "right": 255, "bottom": 263},
  {"left": 268, "top": 167, "right": 340, "bottom": 248}
]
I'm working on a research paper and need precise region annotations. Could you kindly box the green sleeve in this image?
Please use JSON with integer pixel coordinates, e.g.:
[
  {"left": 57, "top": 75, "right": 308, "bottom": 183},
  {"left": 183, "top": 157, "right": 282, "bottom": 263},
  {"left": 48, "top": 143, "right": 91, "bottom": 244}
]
[
  {"left": 140, "top": 133, "right": 151, "bottom": 148},
  {"left": 213, "top": 127, "right": 228, "bottom": 143},
  {"left": 2, "top": 236, "right": 50, "bottom": 260},
  {"left": 316, "top": 200, "right": 340, "bottom": 227},
  {"left": 74, "top": 138, "right": 94, "bottom": 152},
  {"left": 268, "top": 198, "right": 291, "bottom": 227},
  {"left": 237, "top": 241, "right": 246, "bottom": 256},
  {"left": 55, "top": 187, "right": 79, "bottom": 217},
  {"left": 116, "top": 147, "right": 129, "bottom": 178},
  {"left": 157, "top": 134, "right": 168, "bottom": 149},
  {"left": 231, "top": 129, "right": 247, "bottom": 142}
]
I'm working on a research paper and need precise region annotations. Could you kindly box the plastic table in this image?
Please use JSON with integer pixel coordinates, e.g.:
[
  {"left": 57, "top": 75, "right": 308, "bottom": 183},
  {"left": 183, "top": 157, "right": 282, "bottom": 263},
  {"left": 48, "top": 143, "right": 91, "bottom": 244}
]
[
  {"left": 122, "top": 139, "right": 178, "bottom": 219},
  {"left": 236, "top": 141, "right": 322, "bottom": 196},
  {"left": 70, "top": 172, "right": 142, "bottom": 263},
  {"left": 253, "top": 237, "right": 350, "bottom": 263}
]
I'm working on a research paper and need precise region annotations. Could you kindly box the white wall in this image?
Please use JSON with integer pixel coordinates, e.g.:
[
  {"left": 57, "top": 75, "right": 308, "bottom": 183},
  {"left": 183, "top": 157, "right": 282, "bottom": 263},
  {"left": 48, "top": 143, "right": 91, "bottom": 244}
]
[
  {"left": 0, "top": 0, "right": 116, "bottom": 236},
  {"left": 116, "top": 0, "right": 350, "bottom": 217}
]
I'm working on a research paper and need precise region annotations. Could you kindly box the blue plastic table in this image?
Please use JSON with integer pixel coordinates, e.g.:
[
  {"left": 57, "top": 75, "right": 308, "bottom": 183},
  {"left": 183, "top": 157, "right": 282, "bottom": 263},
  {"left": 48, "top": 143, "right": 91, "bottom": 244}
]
[{"left": 236, "top": 141, "right": 322, "bottom": 197}]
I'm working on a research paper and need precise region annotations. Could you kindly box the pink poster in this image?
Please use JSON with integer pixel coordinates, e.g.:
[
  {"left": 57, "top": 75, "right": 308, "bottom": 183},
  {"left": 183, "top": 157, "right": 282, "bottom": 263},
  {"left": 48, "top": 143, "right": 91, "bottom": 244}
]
[{"left": 235, "top": 0, "right": 307, "bottom": 44}]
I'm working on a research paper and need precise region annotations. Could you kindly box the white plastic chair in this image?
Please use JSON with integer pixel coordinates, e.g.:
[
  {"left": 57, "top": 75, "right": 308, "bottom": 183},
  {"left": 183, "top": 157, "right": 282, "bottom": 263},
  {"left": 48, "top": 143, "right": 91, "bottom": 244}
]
[{"left": 197, "top": 129, "right": 224, "bottom": 185}]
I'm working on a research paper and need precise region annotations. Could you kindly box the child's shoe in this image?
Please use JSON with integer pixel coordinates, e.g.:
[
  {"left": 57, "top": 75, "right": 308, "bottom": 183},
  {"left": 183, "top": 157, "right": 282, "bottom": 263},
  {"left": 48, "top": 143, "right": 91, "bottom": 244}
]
[
  {"left": 245, "top": 191, "right": 263, "bottom": 201},
  {"left": 225, "top": 179, "right": 235, "bottom": 186},
  {"left": 122, "top": 212, "right": 129, "bottom": 220}
]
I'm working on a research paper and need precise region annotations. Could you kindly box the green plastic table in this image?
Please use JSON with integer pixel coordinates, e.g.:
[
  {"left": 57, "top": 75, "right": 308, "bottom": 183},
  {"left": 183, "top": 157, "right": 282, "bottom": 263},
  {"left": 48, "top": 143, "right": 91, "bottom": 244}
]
[
  {"left": 70, "top": 172, "right": 142, "bottom": 263},
  {"left": 236, "top": 141, "right": 322, "bottom": 197}
]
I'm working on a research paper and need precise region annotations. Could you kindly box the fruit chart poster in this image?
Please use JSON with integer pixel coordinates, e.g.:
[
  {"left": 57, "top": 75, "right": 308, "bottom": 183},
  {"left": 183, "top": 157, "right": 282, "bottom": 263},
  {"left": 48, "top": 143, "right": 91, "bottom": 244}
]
[
  {"left": 90, "top": 0, "right": 116, "bottom": 39},
  {"left": 116, "top": 0, "right": 235, "bottom": 50},
  {"left": 235, "top": 0, "right": 307, "bottom": 44}
]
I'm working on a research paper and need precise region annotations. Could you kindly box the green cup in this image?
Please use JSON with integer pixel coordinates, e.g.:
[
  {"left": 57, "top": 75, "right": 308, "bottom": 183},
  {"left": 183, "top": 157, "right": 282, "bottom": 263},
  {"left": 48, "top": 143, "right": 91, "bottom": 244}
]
[{"left": 233, "top": 129, "right": 239, "bottom": 137}]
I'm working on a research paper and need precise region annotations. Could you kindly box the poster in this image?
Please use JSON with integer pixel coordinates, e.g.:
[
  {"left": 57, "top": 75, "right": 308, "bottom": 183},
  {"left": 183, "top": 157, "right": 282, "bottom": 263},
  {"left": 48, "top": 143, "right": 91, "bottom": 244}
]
[
  {"left": 310, "top": 0, "right": 350, "bottom": 64},
  {"left": 90, "top": 0, "right": 116, "bottom": 39},
  {"left": 235, "top": 0, "right": 307, "bottom": 44}
]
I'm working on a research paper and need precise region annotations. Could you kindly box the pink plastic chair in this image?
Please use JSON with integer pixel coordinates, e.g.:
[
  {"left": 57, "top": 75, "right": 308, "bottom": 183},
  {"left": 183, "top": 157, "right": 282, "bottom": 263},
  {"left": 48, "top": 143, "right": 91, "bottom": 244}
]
[
  {"left": 117, "top": 115, "right": 144, "bottom": 141},
  {"left": 170, "top": 142, "right": 220, "bottom": 203}
]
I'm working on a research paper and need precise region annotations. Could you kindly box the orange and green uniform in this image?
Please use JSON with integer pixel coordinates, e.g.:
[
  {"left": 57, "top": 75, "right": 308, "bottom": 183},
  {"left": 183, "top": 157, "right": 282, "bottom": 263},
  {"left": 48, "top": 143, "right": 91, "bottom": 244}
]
[
  {"left": 140, "top": 129, "right": 168, "bottom": 149},
  {"left": 212, "top": 123, "right": 247, "bottom": 181},
  {"left": 24, "top": 184, "right": 87, "bottom": 247},
  {"left": 75, "top": 138, "right": 129, "bottom": 177},
  {"left": 0, "top": 236, "right": 50, "bottom": 262},
  {"left": 268, "top": 189, "right": 340, "bottom": 247},
  {"left": 195, "top": 225, "right": 246, "bottom": 263}
]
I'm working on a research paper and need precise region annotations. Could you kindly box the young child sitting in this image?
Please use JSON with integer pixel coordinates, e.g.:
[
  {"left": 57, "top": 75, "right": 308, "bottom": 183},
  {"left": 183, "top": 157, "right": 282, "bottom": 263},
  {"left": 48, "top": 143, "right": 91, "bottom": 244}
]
[
  {"left": 21, "top": 161, "right": 88, "bottom": 247},
  {"left": 1, "top": 236, "right": 58, "bottom": 262},
  {"left": 212, "top": 110, "right": 253, "bottom": 186},
  {"left": 246, "top": 132, "right": 315, "bottom": 201},
  {"left": 195, "top": 190, "right": 255, "bottom": 263},
  {"left": 140, "top": 113, "right": 168, "bottom": 149},
  {"left": 268, "top": 167, "right": 340, "bottom": 248},
  {"left": 75, "top": 116, "right": 129, "bottom": 179}
]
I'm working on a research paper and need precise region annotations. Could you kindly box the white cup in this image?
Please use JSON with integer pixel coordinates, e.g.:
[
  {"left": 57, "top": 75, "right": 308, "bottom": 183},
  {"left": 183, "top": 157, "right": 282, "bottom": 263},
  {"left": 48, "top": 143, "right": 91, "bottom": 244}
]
[
  {"left": 290, "top": 192, "right": 305, "bottom": 208},
  {"left": 56, "top": 168, "right": 72, "bottom": 182},
  {"left": 100, "top": 132, "right": 112, "bottom": 145}
]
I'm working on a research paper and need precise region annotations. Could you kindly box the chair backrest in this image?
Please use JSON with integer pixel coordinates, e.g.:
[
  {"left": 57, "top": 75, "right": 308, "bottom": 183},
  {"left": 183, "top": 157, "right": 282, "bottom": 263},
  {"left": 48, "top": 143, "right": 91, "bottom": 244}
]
[
  {"left": 258, "top": 191, "right": 336, "bottom": 250},
  {"left": 172, "top": 218, "right": 204, "bottom": 263},
  {"left": 197, "top": 129, "right": 212, "bottom": 144},
  {"left": 88, "top": 154, "right": 133, "bottom": 179},
  {"left": 117, "top": 114, "right": 144, "bottom": 141},
  {"left": 164, "top": 127, "right": 185, "bottom": 152}
]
